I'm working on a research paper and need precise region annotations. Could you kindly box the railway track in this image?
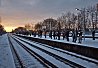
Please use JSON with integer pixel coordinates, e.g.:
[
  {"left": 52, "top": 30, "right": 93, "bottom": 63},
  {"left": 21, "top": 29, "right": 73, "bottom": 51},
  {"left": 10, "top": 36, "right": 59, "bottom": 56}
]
[
  {"left": 14, "top": 34, "right": 98, "bottom": 64},
  {"left": 8, "top": 33, "right": 98, "bottom": 68},
  {"left": 14, "top": 40, "right": 59, "bottom": 68},
  {"left": 8, "top": 35, "right": 45, "bottom": 68},
  {"left": 10, "top": 35, "right": 88, "bottom": 68},
  {"left": 8, "top": 35, "right": 25, "bottom": 68},
  {"left": 12, "top": 34, "right": 98, "bottom": 68},
  {"left": 26, "top": 39, "right": 98, "bottom": 65},
  {"left": 8, "top": 35, "right": 59, "bottom": 68}
]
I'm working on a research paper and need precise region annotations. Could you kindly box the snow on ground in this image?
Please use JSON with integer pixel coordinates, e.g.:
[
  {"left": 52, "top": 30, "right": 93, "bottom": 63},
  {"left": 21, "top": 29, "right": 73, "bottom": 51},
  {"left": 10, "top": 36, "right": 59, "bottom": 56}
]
[
  {"left": 14, "top": 36, "right": 98, "bottom": 68},
  {"left": 13, "top": 36, "right": 71, "bottom": 68},
  {"left": 0, "top": 34, "right": 15, "bottom": 68},
  {"left": 0, "top": 33, "right": 97, "bottom": 68},
  {"left": 28, "top": 35, "right": 98, "bottom": 48},
  {"left": 16, "top": 34, "right": 98, "bottom": 62},
  {"left": 9, "top": 36, "right": 44, "bottom": 68}
]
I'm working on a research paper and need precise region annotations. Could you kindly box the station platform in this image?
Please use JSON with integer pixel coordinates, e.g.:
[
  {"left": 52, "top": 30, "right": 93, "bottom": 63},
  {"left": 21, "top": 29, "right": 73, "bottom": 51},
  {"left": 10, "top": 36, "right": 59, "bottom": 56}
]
[{"left": 28, "top": 35, "right": 98, "bottom": 48}]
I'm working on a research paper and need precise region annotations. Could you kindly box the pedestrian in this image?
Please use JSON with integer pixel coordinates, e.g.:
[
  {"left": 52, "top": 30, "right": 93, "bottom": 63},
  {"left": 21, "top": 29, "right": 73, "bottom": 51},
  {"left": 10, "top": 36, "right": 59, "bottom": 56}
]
[
  {"left": 55, "top": 31, "right": 58, "bottom": 39},
  {"left": 53, "top": 30, "right": 56, "bottom": 39},
  {"left": 66, "top": 29, "right": 69, "bottom": 41},
  {"left": 75, "top": 29, "right": 78, "bottom": 42},
  {"left": 40, "top": 30, "right": 42, "bottom": 38},
  {"left": 57, "top": 30, "right": 61, "bottom": 40},
  {"left": 44, "top": 31, "right": 47, "bottom": 38},
  {"left": 78, "top": 30, "right": 83, "bottom": 43},
  {"left": 34, "top": 31, "right": 36, "bottom": 37},
  {"left": 49, "top": 30, "right": 52, "bottom": 39},
  {"left": 92, "top": 30, "right": 95, "bottom": 40},
  {"left": 72, "top": 29, "right": 78, "bottom": 42},
  {"left": 72, "top": 29, "right": 75, "bottom": 42},
  {"left": 62, "top": 31, "right": 65, "bottom": 40},
  {"left": 38, "top": 30, "right": 40, "bottom": 37}
]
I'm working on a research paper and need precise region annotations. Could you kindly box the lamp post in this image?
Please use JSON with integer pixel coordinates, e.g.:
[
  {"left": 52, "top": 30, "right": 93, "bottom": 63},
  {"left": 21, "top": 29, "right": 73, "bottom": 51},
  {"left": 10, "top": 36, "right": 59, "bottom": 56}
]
[
  {"left": 95, "top": 11, "right": 97, "bottom": 29},
  {"left": 91, "top": 12, "right": 94, "bottom": 30},
  {"left": 76, "top": 8, "right": 86, "bottom": 40}
]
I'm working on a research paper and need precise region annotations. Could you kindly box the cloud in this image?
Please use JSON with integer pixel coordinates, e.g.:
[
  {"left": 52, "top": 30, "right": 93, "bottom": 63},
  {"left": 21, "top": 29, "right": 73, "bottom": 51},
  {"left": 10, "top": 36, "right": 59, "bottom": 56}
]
[
  {"left": 1, "top": 0, "right": 97, "bottom": 15},
  {"left": 0, "top": 0, "right": 98, "bottom": 28}
]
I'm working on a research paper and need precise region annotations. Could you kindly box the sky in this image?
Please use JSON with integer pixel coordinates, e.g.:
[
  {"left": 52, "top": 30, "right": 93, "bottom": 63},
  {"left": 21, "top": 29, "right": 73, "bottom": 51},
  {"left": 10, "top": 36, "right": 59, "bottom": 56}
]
[{"left": 0, "top": 0, "right": 98, "bottom": 32}]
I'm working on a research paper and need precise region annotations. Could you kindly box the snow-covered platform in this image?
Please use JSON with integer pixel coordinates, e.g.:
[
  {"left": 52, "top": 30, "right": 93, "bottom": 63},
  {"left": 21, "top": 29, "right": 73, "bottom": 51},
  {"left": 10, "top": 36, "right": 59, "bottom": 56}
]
[
  {"left": 30, "top": 35, "right": 98, "bottom": 48},
  {"left": 0, "top": 34, "right": 15, "bottom": 68},
  {"left": 16, "top": 33, "right": 98, "bottom": 48}
]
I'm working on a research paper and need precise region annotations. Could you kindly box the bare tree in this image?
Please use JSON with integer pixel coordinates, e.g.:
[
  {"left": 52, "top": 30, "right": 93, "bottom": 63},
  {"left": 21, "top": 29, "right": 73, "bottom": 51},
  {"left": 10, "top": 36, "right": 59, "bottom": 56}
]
[
  {"left": 34, "top": 23, "right": 42, "bottom": 31},
  {"left": 42, "top": 18, "right": 57, "bottom": 31},
  {"left": 0, "top": 24, "right": 6, "bottom": 35}
]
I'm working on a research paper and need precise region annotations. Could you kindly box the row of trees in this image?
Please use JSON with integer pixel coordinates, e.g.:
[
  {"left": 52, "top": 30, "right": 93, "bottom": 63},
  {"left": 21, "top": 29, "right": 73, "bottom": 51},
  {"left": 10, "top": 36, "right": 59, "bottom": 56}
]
[
  {"left": 0, "top": 17, "right": 6, "bottom": 35},
  {"left": 34, "top": 4, "right": 98, "bottom": 32},
  {"left": 0, "top": 24, "right": 6, "bottom": 35},
  {"left": 13, "top": 4, "right": 98, "bottom": 34}
]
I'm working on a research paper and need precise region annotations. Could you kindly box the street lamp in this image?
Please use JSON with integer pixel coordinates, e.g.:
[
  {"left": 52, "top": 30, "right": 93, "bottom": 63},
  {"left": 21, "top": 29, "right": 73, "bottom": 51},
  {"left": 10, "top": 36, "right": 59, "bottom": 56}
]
[
  {"left": 75, "top": 8, "right": 80, "bottom": 11},
  {"left": 75, "top": 8, "right": 86, "bottom": 40},
  {"left": 95, "top": 11, "right": 97, "bottom": 29}
]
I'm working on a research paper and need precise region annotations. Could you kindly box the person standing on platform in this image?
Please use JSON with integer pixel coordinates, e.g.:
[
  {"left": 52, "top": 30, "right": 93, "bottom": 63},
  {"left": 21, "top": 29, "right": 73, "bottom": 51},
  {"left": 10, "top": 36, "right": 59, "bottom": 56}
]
[
  {"left": 66, "top": 29, "right": 69, "bottom": 41},
  {"left": 72, "top": 29, "right": 75, "bottom": 42},
  {"left": 62, "top": 31, "right": 65, "bottom": 40},
  {"left": 44, "top": 31, "right": 47, "bottom": 38},
  {"left": 53, "top": 30, "right": 56, "bottom": 39},
  {"left": 34, "top": 31, "right": 36, "bottom": 37},
  {"left": 72, "top": 29, "right": 78, "bottom": 42},
  {"left": 78, "top": 30, "right": 83, "bottom": 43},
  {"left": 57, "top": 30, "right": 61, "bottom": 40},
  {"left": 92, "top": 30, "right": 95, "bottom": 40},
  {"left": 49, "top": 30, "right": 52, "bottom": 39}
]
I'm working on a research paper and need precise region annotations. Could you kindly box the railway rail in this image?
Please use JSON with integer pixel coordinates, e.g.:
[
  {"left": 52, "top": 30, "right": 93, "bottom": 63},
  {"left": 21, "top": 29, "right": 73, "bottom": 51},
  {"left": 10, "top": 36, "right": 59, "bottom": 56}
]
[
  {"left": 8, "top": 35, "right": 45, "bottom": 68},
  {"left": 13, "top": 34, "right": 98, "bottom": 68},
  {"left": 8, "top": 34, "right": 98, "bottom": 68},
  {"left": 10, "top": 36, "right": 74, "bottom": 68},
  {"left": 8, "top": 35, "right": 25, "bottom": 68},
  {"left": 15, "top": 34, "right": 98, "bottom": 60}
]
